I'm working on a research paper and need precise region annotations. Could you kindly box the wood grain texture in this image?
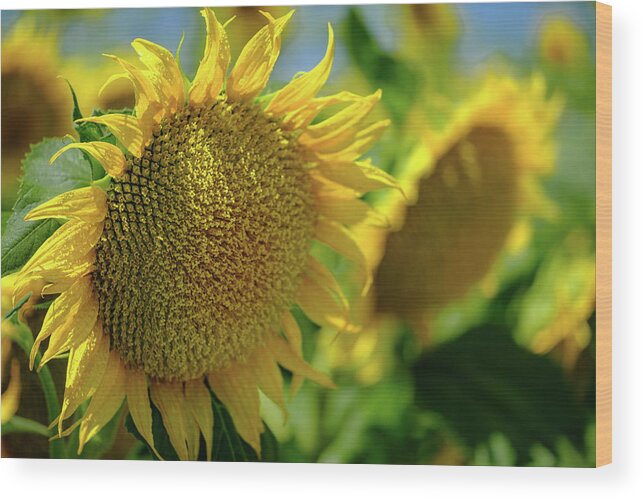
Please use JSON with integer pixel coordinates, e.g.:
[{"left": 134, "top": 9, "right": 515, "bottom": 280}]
[{"left": 595, "top": 0, "right": 612, "bottom": 468}]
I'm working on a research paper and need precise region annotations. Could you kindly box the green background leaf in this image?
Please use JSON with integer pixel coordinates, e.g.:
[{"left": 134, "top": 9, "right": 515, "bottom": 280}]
[{"left": 412, "top": 327, "right": 590, "bottom": 465}]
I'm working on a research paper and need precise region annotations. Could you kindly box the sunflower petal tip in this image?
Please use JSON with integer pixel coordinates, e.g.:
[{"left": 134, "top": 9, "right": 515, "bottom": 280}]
[
  {"left": 49, "top": 150, "right": 63, "bottom": 165},
  {"left": 223, "top": 15, "right": 236, "bottom": 28}
]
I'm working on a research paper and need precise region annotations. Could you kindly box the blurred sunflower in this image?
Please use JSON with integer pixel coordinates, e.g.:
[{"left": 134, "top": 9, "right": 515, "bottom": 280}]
[
  {"left": 1, "top": 15, "right": 134, "bottom": 210},
  {"left": 354, "top": 74, "right": 562, "bottom": 346},
  {"left": 372, "top": 75, "right": 561, "bottom": 333},
  {"left": 1, "top": 16, "right": 70, "bottom": 210},
  {"left": 12, "top": 8, "right": 394, "bottom": 460},
  {"left": 402, "top": 3, "right": 460, "bottom": 57},
  {"left": 539, "top": 16, "right": 589, "bottom": 69},
  {"left": 536, "top": 15, "right": 594, "bottom": 113},
  {"left": 515, "top": 230, "right": 595, "bottom": 369}
]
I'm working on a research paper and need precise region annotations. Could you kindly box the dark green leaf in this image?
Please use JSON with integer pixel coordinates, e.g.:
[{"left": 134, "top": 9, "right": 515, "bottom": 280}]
[
  {"left": 412, "top": 327, "right": 589, "bottom": 465},
  {"left": 1, "top": 137, "right": 95, "bottom": 275},
  {"left": 343, "top": 8, "right": 420, "bottom": 123}
]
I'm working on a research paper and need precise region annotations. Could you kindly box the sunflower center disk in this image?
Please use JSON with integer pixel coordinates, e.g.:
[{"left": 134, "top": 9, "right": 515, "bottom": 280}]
[
  {"left": 375, "top": 126, "right": 518, "bottom": 319},
  {"left": 94, "top": 102, "right": 315, "bottom": 381}
]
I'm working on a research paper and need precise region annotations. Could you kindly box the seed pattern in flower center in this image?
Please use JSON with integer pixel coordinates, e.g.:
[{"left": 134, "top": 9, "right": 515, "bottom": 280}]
[{"left": 93, "top": 101, "right": 315, "bottom": 381}]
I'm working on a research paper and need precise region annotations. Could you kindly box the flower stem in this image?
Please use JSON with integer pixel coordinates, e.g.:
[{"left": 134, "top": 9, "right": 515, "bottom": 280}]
[
  {"left": 11, "top": 324, "right": 67, "bottom": 459},
  {"left": 2, "top": 415, "right": 50, "bottom": 437}
]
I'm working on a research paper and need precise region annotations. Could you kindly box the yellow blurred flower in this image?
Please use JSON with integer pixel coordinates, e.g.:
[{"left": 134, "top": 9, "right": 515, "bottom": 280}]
[
  {"left": 1, "top": 14, "right": 134, "bottom": 209},
  {"left": 373, "top": 75, "right": 561, "bottom": 334},
  {"left": 319, "top": 74, "right": 563, "bottom": 381},
  {"left": 538, "top": 16, "right": 590, "bottom": 69},
  {"left": 403, "top": 3, "right": 461, "bottom": 54},
  {"left": 515, "top": 231, "right": 595, "bottom": 368}
]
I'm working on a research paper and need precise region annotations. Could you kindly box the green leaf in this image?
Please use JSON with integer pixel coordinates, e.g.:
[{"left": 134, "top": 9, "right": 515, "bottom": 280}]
[
  {"left": 1, "top": 137, "right": 95, "bottom": 275},
  {"left": 125, "top": 393, "right": 275, "bottom": 462},
  {"left": 343, "top": 8, "right": 420, "bottom": 124},
  {"left": 411, "top": 327, "right": 589, "bottom": 465}
]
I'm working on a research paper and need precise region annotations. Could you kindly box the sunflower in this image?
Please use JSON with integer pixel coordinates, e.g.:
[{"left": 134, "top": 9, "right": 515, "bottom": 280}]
[
  {"left": 538, "top": 16, "right": 590, "bottom": 69},
  {"left": 515, "top": 230, "right": 595, "bottom": 369},
  {"left": 350, "top": 74, "right": 562, "bottom": 343},
  {"left": 403, "top": 3, "right": 460, "bottom": 53},
  {"left": 1, "top": 16, "right": 71, "bottom": 210},
  {"left": 11, "top": 8, "right": 393, "bottom": 460}
]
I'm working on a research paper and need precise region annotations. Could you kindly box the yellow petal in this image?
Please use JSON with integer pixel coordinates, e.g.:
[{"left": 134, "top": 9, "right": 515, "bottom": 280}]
[
  {"left": 126, "top": 368, "right": 161, "bottom": 459},
  {"left": 281, "top": 311, "right": 304, "bottom": 395},
  {"left": 316, "top": 192, "right": 388, "bottom": 227},
  {"left": 305, "top": 255, "right": 349, "bottom": 310},
  {"left": 99, "top": 72, "right": 129, "bottom": 99},
  {"left": 297, "top": 273, "right": 353, "bottom": 333},
  {"left": 1, "top": 359, "right": 21, "bottom": 424},
  {"left": 150, "top": 381, "right": 189, "bottom": 461},
  {"left": 281, "top": 310, "right": 302, "bottom": 353},
  {"left": 266, "top": 23, "right": 334, "bottom": 116},
  {"left": 248, "top": 348, "right": 286, "bottom": 416},
  {"left": 300, "top": 90, "right": 381, "bottom": 150},
  {"left": 314, "top": 119, "right": 391, "bottom": 163},
  {"left": 208, "top": 365, "right": 262, "bottom": 456},
  {"left": 50, "top": 141, "right": 127, "bottom": 178},
  {"left": 315, "top": 217, "right": 371, "bottom": 294},
  {"left": 75, "top": 114, "right": 144, "bottom": 157},
  {"left": 189, "top": 9, "right": 230, "bottom": 107},
  {"left": 19, "top": 220, "right": 101, "bottom": 277},
  {"left": 227, "top": 10, "right": 294, "bottom": 102},
  {"left": 13, "top": 266, "right": 91, "bottom": 320},
  {"left": 59, "top": 322, "right": 109, "bottom": 434},
  {"left": 36, "top": 275, "right": 98, "bottom": 368},
  {"left": 184, "top": 410, "right": 200, "bottom": 461},
  {"left": 281, "top": 91, "right": 361, "bottom": 130},
  {"left": 103, "top": 54, "right": 163, "bottom": 133},
  {"left": 131, "top": 38, "right": 185, "bottom": 115},
  {"left": 24, "top": 186, "right": 107, "bottom": 224},
  {"left": 39, "top": 268, "right": 94, "bottom": 297},
  {"left": 14, "top": 220, "right": 101, "bottom": 308},
  {"left": 184, "top": 379, "right": 214, "bottom": 461},
  {"left": 267, "top": 334, "right": 334, "bottom": 389},
  {"left": 318, "top": 159, "right": 403, "bottom": 195},
  {"left": 77, "top": 351, "right": 126, "bottom": 454}
]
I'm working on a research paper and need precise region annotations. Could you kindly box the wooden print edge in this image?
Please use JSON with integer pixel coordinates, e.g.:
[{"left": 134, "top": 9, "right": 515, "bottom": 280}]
[{"left": 595, "top": 0, "right": 612, "bottom": 468}]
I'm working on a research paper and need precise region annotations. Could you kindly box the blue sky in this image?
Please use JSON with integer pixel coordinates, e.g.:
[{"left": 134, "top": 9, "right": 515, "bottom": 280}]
[{"left": 1, "top": 3, "right": 596, "bottom": 81}]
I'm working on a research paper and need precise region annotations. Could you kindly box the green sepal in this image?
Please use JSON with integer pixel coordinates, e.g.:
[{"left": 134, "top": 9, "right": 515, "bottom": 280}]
[{"left": 3, "top": 292, "right": 32, "bottom": 320}]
